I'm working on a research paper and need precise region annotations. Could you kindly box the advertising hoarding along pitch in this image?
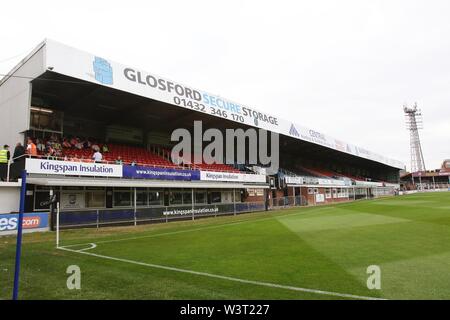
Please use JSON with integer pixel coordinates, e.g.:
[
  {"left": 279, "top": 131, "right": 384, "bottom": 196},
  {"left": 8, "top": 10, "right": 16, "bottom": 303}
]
[
  {"left": 44, "top": 39, "right": 404, "bottom": 169},
  {"left": 0, "top": 212, "right": 49, "bottom": 236}
]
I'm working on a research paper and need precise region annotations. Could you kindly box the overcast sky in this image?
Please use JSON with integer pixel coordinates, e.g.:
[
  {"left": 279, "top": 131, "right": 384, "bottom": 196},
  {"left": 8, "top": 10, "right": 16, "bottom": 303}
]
[{"left": 1, "top": 0, "right": 449, "bottom": 170}]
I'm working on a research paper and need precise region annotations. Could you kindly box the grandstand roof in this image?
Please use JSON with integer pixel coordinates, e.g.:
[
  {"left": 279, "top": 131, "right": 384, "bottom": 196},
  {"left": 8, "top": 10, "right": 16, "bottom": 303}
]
[{"left": 1, "top": 39, "right": 404, "bottom": 170}]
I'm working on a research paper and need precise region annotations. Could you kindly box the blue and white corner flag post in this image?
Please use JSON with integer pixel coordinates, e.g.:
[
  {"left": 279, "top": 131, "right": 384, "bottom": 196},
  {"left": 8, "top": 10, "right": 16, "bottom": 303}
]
[{"left": 12, "top": 170, "right": 27, "bottom": 300}]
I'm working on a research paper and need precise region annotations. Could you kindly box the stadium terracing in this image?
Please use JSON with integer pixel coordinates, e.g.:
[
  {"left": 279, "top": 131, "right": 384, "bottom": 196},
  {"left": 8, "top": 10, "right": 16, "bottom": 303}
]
[{"left": 0, "top": 39, "right": 405, "bottom": 231}]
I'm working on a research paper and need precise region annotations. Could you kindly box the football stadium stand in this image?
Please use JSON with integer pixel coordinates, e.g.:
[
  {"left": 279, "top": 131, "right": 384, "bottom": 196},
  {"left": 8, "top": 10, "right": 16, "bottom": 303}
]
[
  {"left": 400, "top": 159, "right": 450, "bottom": 191},
  {"left": 0, "top": 39, "right": 408, "bottom": 232}
]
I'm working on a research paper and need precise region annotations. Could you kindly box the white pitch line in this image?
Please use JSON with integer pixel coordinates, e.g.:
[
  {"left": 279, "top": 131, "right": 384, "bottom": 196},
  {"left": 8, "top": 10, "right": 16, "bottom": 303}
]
[
  {"left": 76, "top": 243, "right": 97, "bottom": 252},
  {"left": 58, "top": 246, "right": 385, "bottom": 300}
]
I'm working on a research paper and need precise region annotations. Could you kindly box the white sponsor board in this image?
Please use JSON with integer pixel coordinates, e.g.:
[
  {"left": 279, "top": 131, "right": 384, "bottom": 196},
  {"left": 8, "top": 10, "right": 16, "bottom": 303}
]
[
  {"left": 315, "top": 194, "right": 325, "bottom": 203},
  {"left": 285, "top": 175, "right": 346, "bottom": 186},
  {"left": 285, "top": 176, "right": 304, "bottom": 185},
  {"left": 354, "top": 180, "right": 384, "bottom": 187},
  {"left": 317, "top": 178, "right": 347, "bottom": 186},
  {"left": 384, "top": 183, "right": 400, "bottom": 189},
  {"left": 43, "top": 39, "right": 404, "bottom": 170},
  {"left": 61, "top": 192, "right": 86, "bottom": 210},
  {"left": 200, "top": 171, "right": 266, "bottom": 183},
  {"left": 26, "top": 158, "right": 122, "bottom": 177},
  {"left": 247, "top": 188, "right": 265, "bottom": 196}
]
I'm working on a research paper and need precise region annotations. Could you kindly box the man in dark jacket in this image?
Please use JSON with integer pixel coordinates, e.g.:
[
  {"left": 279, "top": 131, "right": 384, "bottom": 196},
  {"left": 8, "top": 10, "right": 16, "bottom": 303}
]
[{"left": 13, "top": 142, "right": 26, "bottom": 162}]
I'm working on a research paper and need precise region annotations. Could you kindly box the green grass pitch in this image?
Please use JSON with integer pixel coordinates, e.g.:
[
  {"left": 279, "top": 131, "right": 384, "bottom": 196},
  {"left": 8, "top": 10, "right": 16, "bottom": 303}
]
[{"left": 1, "top": 192, "right": 450, "bottom": 300}]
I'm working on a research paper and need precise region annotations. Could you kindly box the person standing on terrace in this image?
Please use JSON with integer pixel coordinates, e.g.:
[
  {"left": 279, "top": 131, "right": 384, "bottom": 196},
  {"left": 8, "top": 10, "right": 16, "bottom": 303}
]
[
  {"left": 26, "top": 138, "right": 37, "bottom": 156},
  {"left": 36, "top": 139, "right": 45, "bottom": 153},
  {"left": 13, "top": 143, "right": 25, "bottom": 162},
  {"left": 0, "top": 145, "right": 9, "bottom": 181}
]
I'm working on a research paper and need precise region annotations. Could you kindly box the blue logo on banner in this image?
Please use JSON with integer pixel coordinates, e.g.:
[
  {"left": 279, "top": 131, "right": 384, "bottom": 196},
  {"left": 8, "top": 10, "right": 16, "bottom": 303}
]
[
  {"left": 93, "top": 57, "right": 113, "bottom": 85},
  {"left": 123, "top": 165, "right": 200, "bottom": 181},
  {"left": 289, "top": 124, "right": 300, "bottom": 137}
]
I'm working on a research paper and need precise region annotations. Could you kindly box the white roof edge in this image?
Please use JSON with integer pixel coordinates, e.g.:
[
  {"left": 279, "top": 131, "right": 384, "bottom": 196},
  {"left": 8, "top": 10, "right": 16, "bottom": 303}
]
[{"left": 0, "top": 40, "right": 47, "bottom": 87}]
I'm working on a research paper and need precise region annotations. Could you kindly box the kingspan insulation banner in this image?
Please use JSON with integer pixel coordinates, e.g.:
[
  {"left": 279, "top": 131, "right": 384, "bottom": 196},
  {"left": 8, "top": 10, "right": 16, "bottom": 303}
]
[
  {"left": 25, "top": 158, "right": 123, "bottom": 177},
  {"left": 44, "top": 39, "right": 404, "bottom": 169}
]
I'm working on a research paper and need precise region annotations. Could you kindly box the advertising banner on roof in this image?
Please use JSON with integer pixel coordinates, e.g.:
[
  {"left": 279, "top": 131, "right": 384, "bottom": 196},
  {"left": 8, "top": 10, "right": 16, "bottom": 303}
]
[{"left": 44, "top": 39, "right": 404, "bottom": 169}]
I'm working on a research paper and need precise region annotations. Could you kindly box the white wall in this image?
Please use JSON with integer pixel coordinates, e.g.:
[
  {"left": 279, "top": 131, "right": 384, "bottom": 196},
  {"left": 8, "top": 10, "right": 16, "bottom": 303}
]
[
  {"left": 0, "top": 184, "right": 20, "bottom": 213},
  {"left": 0, "top": 43, "right": 46, "bottom": 148}
]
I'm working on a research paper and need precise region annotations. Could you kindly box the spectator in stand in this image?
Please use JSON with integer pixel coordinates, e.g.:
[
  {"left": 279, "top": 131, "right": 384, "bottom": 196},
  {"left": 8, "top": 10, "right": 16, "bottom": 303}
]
[
  {"left": 54, "top": 148, "right": 62, "bottom": 158},
  {"left": 91, "top": 142, "right": 100, "bottom": 151},
  {"left": 92, "top": 149, "right": 103, "bottom": 163},
  {"left": 130, "top": 160, "right": 137, "bottom": 166},
  {"left": 44, "top": 145, "right": 56, "bottom": 159},
  {"left": 13, "top": 143, "right": 25, "bottom": 162},
  {"left": 36, "top": 139, "right": 45, "bottom": 153},
  {"left": 75, "top": 139, "right": 83, "bottom": 150},
  {"left": 63, "top": 138, "right": 71, "bottom": 148},
  {"left": 115, "top": 156, "right": 123, "bottom": 165},
  {"left": 102, "top": 144, "right": 109, "bottom": 153},
  {"left": 83, "top": 138, "right": 91, "bottom": 149},
  {"left": 52, "top": 140, "right": 62, "bottom": 152},
  {"left": 70, "top": 137, "right": 78, "bottom": 147},
  {"left": 26, "top": 138, "right": 37, "bottom": 156}
]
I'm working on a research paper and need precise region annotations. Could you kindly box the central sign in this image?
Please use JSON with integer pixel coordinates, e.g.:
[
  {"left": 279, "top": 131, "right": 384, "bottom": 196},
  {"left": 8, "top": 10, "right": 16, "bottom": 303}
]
[
  {"left": 200, "top": 171, "right": 266, "bottom": 183},
  {"left": 122, "top": 165, "right": 200, "bottom": 181}
]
